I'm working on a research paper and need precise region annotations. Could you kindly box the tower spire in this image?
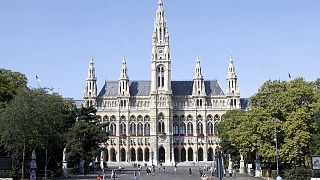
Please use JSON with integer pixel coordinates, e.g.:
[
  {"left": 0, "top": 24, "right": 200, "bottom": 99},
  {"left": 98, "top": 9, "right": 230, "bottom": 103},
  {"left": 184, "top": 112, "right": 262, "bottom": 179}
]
[
  {"left": 226, "top": 55, "right": 240, "bottom": 109},
  {"left": 118, "top": 57, "right": 130, "bottom": 96},
  {"left": 83, "top": 57, "right": 97, "bottom": 107},
  {"left": 192, "top": 57, "right": 206, "bottom": 96},
  {"left": 150, "top": 0, "right": 171, "bottom": 94}
]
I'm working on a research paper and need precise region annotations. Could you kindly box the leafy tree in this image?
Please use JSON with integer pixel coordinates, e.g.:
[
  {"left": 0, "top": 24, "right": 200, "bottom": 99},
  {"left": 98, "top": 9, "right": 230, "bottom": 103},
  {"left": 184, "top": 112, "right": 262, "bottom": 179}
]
[
  {"left": 218, "top": 78, "right": 318, "bottom": 169},
  {"left": 66, "top": 106, "right": 108, "bottom": 168},
  {"left": 0, "top": 88, "right": 75, "bottom": 178},
  {"left": 0, "top": 68, "right": 27, "bottom": 109}
]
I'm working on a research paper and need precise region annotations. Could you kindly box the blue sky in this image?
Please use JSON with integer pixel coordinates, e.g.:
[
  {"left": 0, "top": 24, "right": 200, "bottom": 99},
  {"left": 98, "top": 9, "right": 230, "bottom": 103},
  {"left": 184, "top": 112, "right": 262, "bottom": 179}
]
[{"left": 1, "top": 0, "right": 319, "bottom": 99}]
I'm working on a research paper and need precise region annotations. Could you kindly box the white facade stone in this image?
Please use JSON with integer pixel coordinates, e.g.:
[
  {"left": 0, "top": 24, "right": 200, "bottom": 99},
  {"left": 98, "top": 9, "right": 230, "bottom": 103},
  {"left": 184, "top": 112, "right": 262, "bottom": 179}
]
[{"left": 83, "top": 0, "right": 244, "bottom": 166}]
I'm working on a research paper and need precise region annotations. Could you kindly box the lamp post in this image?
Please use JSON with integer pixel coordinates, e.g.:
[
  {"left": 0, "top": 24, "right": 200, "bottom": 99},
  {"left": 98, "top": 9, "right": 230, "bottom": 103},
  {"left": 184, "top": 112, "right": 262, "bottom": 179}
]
[
  {"left": 274, "top": 115, "right": 279, "bottom": 176},
  {"left": 151, "top": 151, "right": 154, "bottom": 166}
]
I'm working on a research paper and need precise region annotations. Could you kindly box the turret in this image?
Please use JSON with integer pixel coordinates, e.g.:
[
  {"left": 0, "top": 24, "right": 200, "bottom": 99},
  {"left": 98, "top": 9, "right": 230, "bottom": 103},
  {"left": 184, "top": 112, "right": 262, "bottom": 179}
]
[
  {"left": 226, "top": 55, "right": 240, "bottom": 109},
  {"left": 84, "top": 58, "right": 97, "bottom": 107},
  {"left": 192, "top": 57, "right": 206, "bottom": 107},
  {"left": 118, "top": 57, "right": 130, "bottom": 96}
]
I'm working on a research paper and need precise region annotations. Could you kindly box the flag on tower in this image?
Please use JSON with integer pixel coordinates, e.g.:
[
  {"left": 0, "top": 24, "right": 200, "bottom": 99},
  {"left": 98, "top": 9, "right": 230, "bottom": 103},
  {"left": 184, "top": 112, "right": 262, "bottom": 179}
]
[
  {"left": 35, "top": 75, "right": 41, "bottom": 82},
  {"left": 288, "top": 73, "right": 291, "bottom": 79}
]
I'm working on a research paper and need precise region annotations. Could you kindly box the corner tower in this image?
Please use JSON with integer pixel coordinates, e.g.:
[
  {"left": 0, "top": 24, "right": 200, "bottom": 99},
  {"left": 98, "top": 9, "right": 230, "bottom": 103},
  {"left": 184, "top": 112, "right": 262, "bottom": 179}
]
[
  {"left": 150, "top": 0, "right": 171, "bottom": 95},
  {"left": 84, "top": 58, "right": 97, "bottom": 107},
  {"left": 226, "top": 55, "right": 240, "bottom": 109}
]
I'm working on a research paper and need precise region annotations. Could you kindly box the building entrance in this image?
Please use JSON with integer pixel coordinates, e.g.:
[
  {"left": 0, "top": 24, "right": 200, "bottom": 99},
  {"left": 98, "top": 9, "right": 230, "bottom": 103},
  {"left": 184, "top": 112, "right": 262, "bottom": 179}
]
[{"left": 159, "top": 146, "right": 165, "bottom": 163}]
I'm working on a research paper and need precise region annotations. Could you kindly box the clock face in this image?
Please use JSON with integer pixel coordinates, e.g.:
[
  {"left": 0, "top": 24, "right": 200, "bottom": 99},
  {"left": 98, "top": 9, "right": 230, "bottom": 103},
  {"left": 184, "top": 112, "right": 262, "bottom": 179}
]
[{"left": 158, "top": 49, "right": 163, "bottom": 54}]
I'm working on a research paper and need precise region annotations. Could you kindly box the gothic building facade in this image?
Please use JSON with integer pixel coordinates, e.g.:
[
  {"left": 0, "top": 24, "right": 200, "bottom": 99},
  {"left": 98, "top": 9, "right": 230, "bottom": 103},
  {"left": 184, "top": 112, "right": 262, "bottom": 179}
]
[{"left": 83, "top": 0, "right": 246, "bottom": 166}]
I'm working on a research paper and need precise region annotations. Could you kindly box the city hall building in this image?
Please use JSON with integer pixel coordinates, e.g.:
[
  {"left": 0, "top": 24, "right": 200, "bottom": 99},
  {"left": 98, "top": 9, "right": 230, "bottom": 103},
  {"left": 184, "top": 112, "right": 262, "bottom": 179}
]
[{"left": 83, "top": 0, "right": 247, "bottom": 166}]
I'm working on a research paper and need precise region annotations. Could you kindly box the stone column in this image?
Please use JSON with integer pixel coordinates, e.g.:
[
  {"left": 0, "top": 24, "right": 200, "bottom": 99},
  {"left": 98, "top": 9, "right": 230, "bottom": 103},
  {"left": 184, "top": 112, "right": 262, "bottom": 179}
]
[{"left": 239, "top": 154, "right": 245, "bottom": 174}]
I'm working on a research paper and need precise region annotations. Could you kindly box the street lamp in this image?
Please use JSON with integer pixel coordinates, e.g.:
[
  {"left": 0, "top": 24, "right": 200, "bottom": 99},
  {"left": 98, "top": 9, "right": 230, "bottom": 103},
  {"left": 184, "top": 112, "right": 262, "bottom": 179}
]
[
  {"left": 151, "top": 151, "right": 154, "bottom": 166},
  {"left": 274, "top": 115, "right": 279, "bottom": 176}
]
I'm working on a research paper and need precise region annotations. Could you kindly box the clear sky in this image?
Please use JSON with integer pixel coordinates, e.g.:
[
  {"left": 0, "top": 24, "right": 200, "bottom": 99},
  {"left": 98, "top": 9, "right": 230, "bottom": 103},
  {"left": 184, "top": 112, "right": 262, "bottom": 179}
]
[{"left": 1, "top": 0, "right": 319, "bottom": 99}]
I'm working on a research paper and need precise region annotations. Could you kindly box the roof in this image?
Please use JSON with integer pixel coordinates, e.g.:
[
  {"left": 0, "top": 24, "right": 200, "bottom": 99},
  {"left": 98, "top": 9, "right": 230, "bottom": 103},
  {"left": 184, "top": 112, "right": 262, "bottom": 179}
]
[{"left": 98, "top": 80, "right": 224, "bottom": 97}]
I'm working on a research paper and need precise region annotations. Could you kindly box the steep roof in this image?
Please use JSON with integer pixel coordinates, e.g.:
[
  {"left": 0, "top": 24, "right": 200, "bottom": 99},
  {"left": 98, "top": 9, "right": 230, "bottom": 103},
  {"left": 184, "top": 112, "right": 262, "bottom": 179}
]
[{"left": 98, "top": 80, "right": 224, "bottom": 97}]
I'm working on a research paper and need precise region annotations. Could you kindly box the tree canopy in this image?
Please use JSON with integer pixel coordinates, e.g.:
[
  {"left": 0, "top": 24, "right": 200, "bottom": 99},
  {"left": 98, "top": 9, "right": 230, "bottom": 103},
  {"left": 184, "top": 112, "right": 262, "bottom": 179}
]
[
  {"left": 66, "top": 106, "right": 108, "bottom": 166},
  {"left": 217, "top": 78, "right": 320, "bottom": 168}
]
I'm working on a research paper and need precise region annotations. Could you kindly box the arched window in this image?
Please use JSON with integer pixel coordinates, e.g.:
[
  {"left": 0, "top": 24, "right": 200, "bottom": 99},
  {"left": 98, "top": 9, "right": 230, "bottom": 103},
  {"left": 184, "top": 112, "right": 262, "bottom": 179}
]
[
  {"left": 137, "top": 122, "right": 143, "bottom": 135},
  {"left": 130, "top": 123, "right": 136, "bottom": 135},
  {"left": 197, "top": 122, "right": 203, "bottom": 134},
  {"left": 110, "top": 123, "right": 116, "bottom": 135},
  {"left": 144, "top": 148, "right": 150, "bottom": 161},
  {"left": 214, "top": 114, "right": 220, "bottom": 122},
  {"left": 120, "top": 122, "right": 126, "bottom": 134},
  {"left": 187, "top": 122, "right": 193, "bottom": 135},
  {"left": 158, "top": 121, "right": 165, "bottom": 133},
  {"left": 157, "top": 66, "right": 165, "bottom": 88},
  {"left": 158, "top": 113, "right": 165, "bottom": 133},
  {"left": 144, "top": 122, "right": 150, "bottom": 136},
  {"left": 103, "top": 115, "right": 109, "bottom": 121},
  {"left": 130, "top": 115, "right": 136, "bottom": 121},
  {"left": 187, "top": 114, "right": 192, "bottom": 121},
  {"left": 144, "top": 115, "right": 150, "bottom": 121},
  {"left": 207, "top": 122, "right": 213, "bottom": 134},
  {"left": 173, "top": 122, "right": 179, "bottom": 135},
  {"left": 179, "top": 122, "right": 186, "bottom": 135}
]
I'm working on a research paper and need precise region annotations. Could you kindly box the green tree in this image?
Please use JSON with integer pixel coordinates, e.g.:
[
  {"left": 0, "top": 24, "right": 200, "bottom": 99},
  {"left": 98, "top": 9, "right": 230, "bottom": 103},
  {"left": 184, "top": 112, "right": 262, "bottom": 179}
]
[
  {"left": 0, "top": 68, "right": 27, "bottom": 109},
  {"left": 66, "top": 106, "right": 108, "bottom": 168},
  {"left": 0, "top": 88, "right": 75, "bottom": 178},
  {"left": 218, "top": 78, "right": 318, "bottom": 169}
]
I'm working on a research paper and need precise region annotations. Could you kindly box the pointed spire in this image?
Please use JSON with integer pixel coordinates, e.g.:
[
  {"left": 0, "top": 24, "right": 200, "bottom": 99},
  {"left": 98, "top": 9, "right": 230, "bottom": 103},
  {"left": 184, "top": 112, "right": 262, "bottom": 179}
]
[
  {"left": 227, "top": 55, "right": 236, "bottom": 77},
  {"left": 87, "top": 57, "right": 96, "bottom": 80},
  {"left": 153, "top": 0, "right": 169, "bottom": 45},
  {"left": 194, "top": 57, "right": 203, "bottom": 79},
  {"left": 120, "top": 56, "right": 128, "bottom": 79}
]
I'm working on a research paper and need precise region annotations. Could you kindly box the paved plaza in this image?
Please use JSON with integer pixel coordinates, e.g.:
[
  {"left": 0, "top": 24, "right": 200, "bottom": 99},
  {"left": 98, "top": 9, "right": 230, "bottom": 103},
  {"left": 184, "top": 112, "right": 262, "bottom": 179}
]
[{"left": 67, "top": 166, "right": 264, "bottom": 180}]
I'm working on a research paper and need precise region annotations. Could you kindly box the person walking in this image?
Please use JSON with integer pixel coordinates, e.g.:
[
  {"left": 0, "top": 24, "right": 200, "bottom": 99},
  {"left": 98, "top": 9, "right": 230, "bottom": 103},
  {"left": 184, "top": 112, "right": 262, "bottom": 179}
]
[
  {"left": 189, "top": 167, "right": 192, "bottom": 176},
  {"left": 97, "top": 175, "right": 101, "bottom": 180},
  {"left": 133, "top": 171, "right": 137, "bottom": 180},
  {"left": 174, "top": 164, "right": 177, "bottom": 173}
]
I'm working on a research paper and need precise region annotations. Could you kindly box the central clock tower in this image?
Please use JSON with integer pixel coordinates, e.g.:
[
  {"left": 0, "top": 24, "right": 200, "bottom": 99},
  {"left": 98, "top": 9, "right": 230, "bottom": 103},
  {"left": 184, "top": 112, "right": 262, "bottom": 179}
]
[{"left": 150, "top": 0, "right": 171, "bottom": 95}]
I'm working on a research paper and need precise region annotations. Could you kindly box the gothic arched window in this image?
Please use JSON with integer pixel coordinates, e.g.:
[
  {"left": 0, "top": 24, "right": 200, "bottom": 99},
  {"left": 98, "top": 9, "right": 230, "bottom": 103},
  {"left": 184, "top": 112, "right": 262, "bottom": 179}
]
[
  {"left": 130, "top": 123, "right": 136, "bottom": 135},
  {"left": 110, "top": 122, "right": 116, "bottom": 136},
  {"left": 120, "top": 122, "right": 126, "bottom": 135},
  {"left": 197, "top": 122, "right": 203, "bottom": 134},
  {"left": 157, "top": 66, "right": 165, "bottom": 88},
  {"left": 173, "top": 122, "right": 179, "bottom": 135},
  {"left": 144, "top": 122, "right": 150, "bottom": 136},
  {"left": 180, "top": 122, "right": 186, "bottom": 135},
  {"left": 137, "top": 122, "right": 143, "bottom": 135},
  {"left": 207, "top": 122, "right": 213, "bottom": 134},
  {"left": 187, "top": 122, "right": 193, "bottom": 135}
]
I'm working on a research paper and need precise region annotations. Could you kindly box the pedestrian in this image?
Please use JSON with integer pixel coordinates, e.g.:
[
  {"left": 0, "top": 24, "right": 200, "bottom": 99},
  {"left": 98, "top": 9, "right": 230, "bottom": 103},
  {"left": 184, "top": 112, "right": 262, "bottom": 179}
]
[
  {"left": 133, "top": 171, "right": 137, "bottom": 180},
  {"left": 163, "top": 166, "right": 165, "bottom": 172},
  {"left": 189, "top": 167, "right": 192, "bottom": 176},
  {"left": 174, "top": 164, "right": 177, "bottom": 173},
  {"left": 199, "top": 168, "right": 203, "bottom": 177},
  {"left": 152, "top": 166, "right": 155, "bottom": 175},
  {"left": 97, "top": 175, "right": 101, "bottom": 180}
]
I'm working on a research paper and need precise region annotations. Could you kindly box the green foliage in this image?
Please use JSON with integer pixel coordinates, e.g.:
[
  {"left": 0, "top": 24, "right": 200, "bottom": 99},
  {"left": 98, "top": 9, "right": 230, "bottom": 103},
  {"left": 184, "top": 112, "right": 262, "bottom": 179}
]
[
  {"left": 218, "top": 77, "right": 320, "bottom": 169},
  {"left": 66, "top": 106, "right": 108, "bottom": 166},
  {"left": 0, "top": 68, "right": 27, "bottom": 109},
  {"left": 0, "top": 88, "right": 75, "bottom": 177}
]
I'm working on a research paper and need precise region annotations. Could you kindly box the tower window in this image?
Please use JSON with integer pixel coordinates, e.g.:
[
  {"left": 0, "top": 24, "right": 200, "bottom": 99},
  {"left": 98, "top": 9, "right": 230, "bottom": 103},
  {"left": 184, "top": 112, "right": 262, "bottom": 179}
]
[{"left": 157, "top": 66, "right": 165, "bottom": 88}]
